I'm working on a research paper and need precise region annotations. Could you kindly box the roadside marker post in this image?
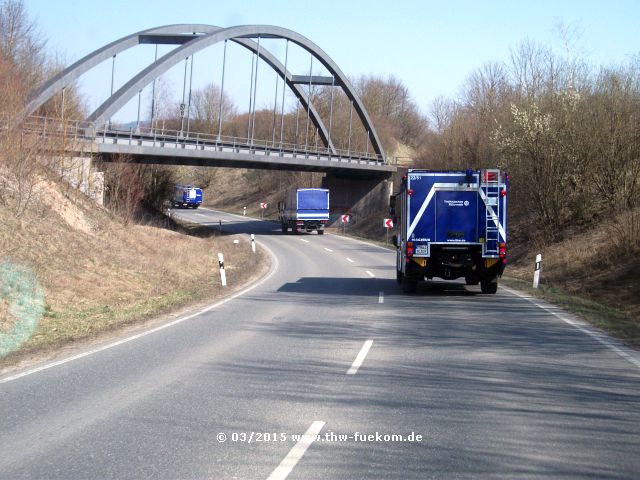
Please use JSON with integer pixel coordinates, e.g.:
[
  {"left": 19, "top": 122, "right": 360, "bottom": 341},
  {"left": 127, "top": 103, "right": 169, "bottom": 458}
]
[
  {"left": 219, "top": 219, "right": 222, "bottom": 234},
  {"left": 251, "top": 234, "right": 256, "bottom": 253},
  {"left": 533, "top": 253, "right": 542, "bottom": 289},
  {"left": 218, "top": 253, "right": 227, "bottom": 287},
  {"left": 243, "top": 206, "right": 246, "bottom": 216},
  {"left": 383, "top": 218, "right": 393, "bottom": 244},
  {"left": 260, "top": 202, "right": 267, "bottom": 219},
  {"left": 341, "top": 214, "right": 350, "bottom": 235}
]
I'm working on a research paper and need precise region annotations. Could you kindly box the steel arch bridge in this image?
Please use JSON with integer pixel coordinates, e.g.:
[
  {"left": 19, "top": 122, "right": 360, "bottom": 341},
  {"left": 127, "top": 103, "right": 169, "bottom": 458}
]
[{"left": 24, "top": 24, "right": 392, "bottom": 176}]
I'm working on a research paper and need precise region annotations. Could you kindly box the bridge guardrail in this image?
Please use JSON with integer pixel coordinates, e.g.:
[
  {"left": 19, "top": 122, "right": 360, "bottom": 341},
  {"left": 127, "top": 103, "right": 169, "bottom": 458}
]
[{"left": 19, "top": 116, "right": 386, "bottom": 165}]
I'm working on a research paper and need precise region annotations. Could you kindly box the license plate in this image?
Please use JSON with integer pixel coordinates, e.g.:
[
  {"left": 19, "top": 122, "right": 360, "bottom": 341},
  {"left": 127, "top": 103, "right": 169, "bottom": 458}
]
[{"left": 414, "top": 245, "right": 429, "bottom": 255}]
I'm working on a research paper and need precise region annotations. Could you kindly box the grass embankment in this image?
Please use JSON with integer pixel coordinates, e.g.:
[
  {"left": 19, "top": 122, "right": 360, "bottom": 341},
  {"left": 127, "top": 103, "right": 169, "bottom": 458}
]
[
  {"left": 500, "top": 276, "right": 639, "bottom": 346},
  {"left": 505, "top": 211, "right": 640, "bottom": 347},
  {"left": 0, "top": 180, "right": 268, "bottom": 369}
]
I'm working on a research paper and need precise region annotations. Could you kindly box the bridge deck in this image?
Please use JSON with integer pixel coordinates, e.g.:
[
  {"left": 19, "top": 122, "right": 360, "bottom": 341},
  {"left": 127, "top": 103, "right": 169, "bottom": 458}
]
[
  {"left": 92, "top": 133, "right": 394, "bottom": 178},
  {"left": 23, "top": 117, "right": 396, "bottom": 178}
]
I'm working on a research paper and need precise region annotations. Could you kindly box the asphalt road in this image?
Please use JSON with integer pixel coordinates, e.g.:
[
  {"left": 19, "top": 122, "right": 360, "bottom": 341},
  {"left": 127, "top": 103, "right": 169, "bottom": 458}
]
[{"left": 1, "top": 208, "right": 639, "bottom": 479}]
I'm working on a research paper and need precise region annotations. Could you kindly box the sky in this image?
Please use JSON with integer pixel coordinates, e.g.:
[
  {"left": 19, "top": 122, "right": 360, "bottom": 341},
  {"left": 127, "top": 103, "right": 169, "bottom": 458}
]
[{"left": 23, "top": 0, "right": 640, "bottom": 123}]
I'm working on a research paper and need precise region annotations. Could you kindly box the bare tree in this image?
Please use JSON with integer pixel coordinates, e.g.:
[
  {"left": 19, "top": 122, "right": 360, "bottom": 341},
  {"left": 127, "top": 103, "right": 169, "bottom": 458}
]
[
  {"left": 0, "top": 0, "right": 46, "bottom": 91},
  {"left": 0, "top": 0, "right": 52, "bottom": 216},
  {"left": 190, "top": 82, "right": 237, "bottom": 135},
  {"left": 147, "top": 75, "right": 175, "bottom": 133}
]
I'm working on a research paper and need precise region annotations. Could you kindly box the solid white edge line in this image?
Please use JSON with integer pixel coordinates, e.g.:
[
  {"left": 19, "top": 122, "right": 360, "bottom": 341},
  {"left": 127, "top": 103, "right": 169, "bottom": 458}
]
[
  {"left": 378, "top": 292, "right": 384, "bottom": 304},
  {"left": 299, "top": 238, "right": 309, "bottom": 243},
  {"left": 365, "top": 270, "right": 375, "bottom": 278},
  {"left": 326, "top": 231, "right": 393, "bottom": 253},
  {"left": 347, "top": 340, "right": 373, "bottom": 375},
  {"left": 267, "top": 421, "right": 326, "bottom": 480},
  {"left": 502, "top": 286, "right": 640, "bottom": 370},
  {"left": 346, "top": 258, "right": 355, "bottom": 263},
  {"left": 323, "top": 247, "right": 333, "bottom": 252},
  {"left": 0, "top": 240, "right": 280, "bottom": 384}
]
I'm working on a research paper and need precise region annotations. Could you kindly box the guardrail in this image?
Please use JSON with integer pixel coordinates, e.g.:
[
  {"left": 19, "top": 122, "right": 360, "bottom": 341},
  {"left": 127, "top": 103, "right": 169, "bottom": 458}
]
[{"left": 18, "top": 116, "right": 386, "bottom": 165}]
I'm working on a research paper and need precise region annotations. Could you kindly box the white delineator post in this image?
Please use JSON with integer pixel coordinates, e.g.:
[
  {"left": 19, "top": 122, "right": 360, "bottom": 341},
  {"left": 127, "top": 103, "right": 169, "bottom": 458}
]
[
  {"left": 243, "top": 206, "right": 246, "bottom": 216},
  {"left": 218, "top": 252, "right": 227, "bottom": 286},
  {"left": 251, "top": 234, "right": 256, "bottom": 253},
  {"left": 533, "top": 253, "right": 542, "bottom": 289}
]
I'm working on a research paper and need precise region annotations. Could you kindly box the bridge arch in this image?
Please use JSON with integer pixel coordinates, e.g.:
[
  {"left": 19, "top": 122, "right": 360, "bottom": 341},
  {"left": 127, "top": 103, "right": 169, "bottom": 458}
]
[
  {"left": 25, "top": 25, "right": 217, "bottom": 117},
  {"left": 27, "top": 24, "right": 386, "bottom": 161}
]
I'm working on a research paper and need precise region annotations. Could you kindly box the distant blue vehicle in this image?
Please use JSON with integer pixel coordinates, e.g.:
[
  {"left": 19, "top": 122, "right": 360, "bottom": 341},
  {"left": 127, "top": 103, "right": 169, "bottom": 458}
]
[
  {"left": 172, "top": 185, "right": 203, "bottom": 209},
  {"left": 278, "top": 188, "right": 330, "bottom": 234},
  {"left": 390, "top": 169, "right": 508, "bottom": 294}
]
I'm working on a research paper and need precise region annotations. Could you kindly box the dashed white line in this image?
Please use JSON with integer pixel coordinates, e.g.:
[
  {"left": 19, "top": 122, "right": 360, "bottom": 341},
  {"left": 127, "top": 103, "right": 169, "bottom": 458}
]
[
  {"left": 299, "top": 238, "right": 309, "bottom": 243},
  {"left": 378, "top": 292, "right": 384, "bottom": 304},
  {"left": 365, "top": 270, "right": 375, "bottom": 278},
  {"left": 346, "top": 257, "right": 355, "bottom": 263},
  {"left": 323, "top": 247, "right": 333, "bottom": 252},
  {"left": 347, "top": 340, "right": 373, "bottom": 375},
  {"left": 267, "top": 421, "right": 326, "bottom": 480}
]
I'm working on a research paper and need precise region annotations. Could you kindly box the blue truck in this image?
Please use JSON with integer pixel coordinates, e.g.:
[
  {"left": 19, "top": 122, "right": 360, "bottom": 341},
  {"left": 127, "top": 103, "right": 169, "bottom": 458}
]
[
  {"left": 390, "top": 169, "right": 508, "bottom": 294},
  {"left": 172, "top": 185, "right": 203, "bottom": 209},
  {"left": 278, "top": 188, "right": 330, "bottom": 234}
]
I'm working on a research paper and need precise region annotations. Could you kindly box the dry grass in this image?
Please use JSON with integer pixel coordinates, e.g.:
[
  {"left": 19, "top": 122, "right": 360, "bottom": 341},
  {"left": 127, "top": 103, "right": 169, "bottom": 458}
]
[
  {"left": 507, "top": 207, "right": 640, "bottom": 346},
  {"left": 205, "top": 167, "right": 322, "bottom": 220},
  {"left": 0, "top": 179, "right": 268, "bottom": 367}
]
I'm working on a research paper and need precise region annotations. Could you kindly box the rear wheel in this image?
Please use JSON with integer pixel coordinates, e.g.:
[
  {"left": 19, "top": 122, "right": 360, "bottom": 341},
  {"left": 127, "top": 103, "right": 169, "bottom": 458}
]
[
  {"left": 480, "top": 278, "right": 498, "bottom": 294},
  {"left": 401, "top": 274, "right": 418, "bottom": 294},
  {"left": 317, "top": 230, "right": 324, "bottom": 235},
  {"left": 396, "top": 269, "right": 402, "bottom": 285}
]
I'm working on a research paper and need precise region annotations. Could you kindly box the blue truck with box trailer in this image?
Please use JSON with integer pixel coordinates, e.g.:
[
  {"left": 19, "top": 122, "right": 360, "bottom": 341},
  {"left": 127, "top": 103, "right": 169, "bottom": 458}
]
[
  {"left": 172, "top": 185, "right": 203, "bottom": 209},
  {"left": 390, "top": 169, "right": 508, "bottom": 294},
  {"left": 278, "top": 188, "right": 330, "bottom": 234}
]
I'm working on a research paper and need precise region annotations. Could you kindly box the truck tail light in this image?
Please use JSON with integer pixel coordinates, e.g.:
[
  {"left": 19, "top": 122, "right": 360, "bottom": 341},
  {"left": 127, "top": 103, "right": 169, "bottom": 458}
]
[
  {"left": 407, "top": 241, "right": 413, "bottom": 257},
  {"left": 320, "top": 220, "right": 328, "bottom": 224},
  {"left": 499, "top": 242, "right": 506, "bottom": 258},
  {"left": 296, "top": 221, "right": 304, "bottom": 226},
  {"left": 501, "top": 189, "right": 507, "bottom": 197},
  {"left": 407, "top": 189, "right": 414, "bottom": 196}
]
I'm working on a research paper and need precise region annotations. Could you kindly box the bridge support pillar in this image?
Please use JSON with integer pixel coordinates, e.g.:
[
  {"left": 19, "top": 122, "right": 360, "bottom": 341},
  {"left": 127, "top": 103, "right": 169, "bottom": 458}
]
[{"left": 322, "top": 174, "right": 393, "bottom": 225}]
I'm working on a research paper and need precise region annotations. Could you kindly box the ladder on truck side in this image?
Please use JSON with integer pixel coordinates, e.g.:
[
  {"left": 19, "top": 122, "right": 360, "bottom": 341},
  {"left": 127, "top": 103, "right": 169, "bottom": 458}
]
[{"left": 481, "top": 169, "right": 501, "bottom": 256}]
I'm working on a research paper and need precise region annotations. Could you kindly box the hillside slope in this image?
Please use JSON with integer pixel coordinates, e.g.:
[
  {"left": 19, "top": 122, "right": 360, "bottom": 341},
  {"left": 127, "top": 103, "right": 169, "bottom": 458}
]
[{"left": 0, "top": 178, "right": 267, "bottom": 366}]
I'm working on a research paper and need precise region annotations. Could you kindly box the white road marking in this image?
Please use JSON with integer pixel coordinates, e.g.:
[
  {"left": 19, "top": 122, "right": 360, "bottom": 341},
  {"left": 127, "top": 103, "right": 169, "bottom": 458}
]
[
  {"left": 0, "top": 244, "right": 281, "bottom": 384},
  {"left": 503, "top": 286, "right": 640, "bottom": 370},
  {"left": 346, "top": 257, "right": 355, "bottom": 263},
  {"left": 267, "top": 421, "right": 326, "bottom": 480},
  {"left": 323, "top": 247, "right": 333, "bottom": 252},
  {"left": 365, "top": 270, "right": 375, "bottom": 278},
  {"left": 347, "top": 340, "right": 373, "bottom": 375},
  {"left": 378, "top": 292, "right": 384, "bottom": 304},
  {"left": 326, "top": 231, "right": 393, "bottom": 252},
  {"left": 299, "top": 238, "right": 309, "bottom": 243}
]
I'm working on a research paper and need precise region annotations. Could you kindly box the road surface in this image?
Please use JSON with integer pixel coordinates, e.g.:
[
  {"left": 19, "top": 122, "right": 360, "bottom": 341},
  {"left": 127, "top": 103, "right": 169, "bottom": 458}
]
[{"left": 1, "top": 208, "right": 639, "bottom": 479}]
